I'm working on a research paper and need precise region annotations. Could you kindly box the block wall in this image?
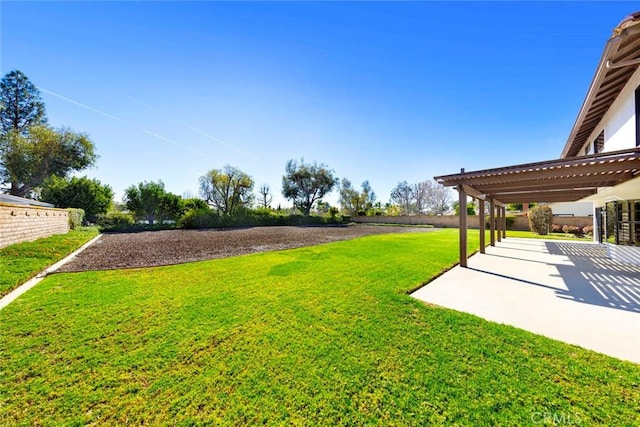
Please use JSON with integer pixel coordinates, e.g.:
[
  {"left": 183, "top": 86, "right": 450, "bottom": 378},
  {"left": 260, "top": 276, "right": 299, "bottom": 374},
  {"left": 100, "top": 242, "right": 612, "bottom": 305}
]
[
  {"left": 0, "top": 203, "right": 69, "bottom": 248},
  {"left": 351, "top": 215, "right": 593, "bottom": 231}
]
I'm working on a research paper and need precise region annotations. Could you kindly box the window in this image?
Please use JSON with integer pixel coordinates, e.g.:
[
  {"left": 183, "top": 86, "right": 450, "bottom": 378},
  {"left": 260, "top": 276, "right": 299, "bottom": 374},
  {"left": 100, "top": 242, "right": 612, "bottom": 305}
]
[
  {"left": 594, "top": 130, "right": 604, "bottom": 153},
  {"left": 608, "top": 200, "right": 640, "bottom": 246}
]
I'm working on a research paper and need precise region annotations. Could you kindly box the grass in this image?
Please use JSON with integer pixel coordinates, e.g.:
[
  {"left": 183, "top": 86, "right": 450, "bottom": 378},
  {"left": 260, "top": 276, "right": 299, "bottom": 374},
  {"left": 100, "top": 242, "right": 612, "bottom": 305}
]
[
  {"left": 1, "top": 229, "right": 639, "bottom": 425},
  {"left": 506, "top": 230, "right": 591, "bottom": 241},
  {"left": 353, "top": 222, "right": 434, "bottom": 228},
  {"left": 0, "top": 227, "right": 99, "bottom": 298}
]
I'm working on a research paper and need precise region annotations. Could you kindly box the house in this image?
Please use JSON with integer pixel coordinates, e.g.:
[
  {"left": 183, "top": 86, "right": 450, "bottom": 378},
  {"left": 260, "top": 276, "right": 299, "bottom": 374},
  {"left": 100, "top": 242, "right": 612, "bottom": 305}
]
[
  {"left": 561, "top": 11, "right": 640, "bottom": 264},
  {"left": 434, "top": 11, "right": 640, "bottom": 267}
]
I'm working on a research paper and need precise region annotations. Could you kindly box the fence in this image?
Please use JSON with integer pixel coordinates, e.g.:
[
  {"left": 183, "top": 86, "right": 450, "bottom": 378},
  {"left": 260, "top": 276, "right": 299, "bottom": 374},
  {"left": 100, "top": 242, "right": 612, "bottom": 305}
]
[
  {"left": 351, "top": 214, "right": 593, "bottom": 231},
  {"left": 0, "top": 203, "right": 69, "bottom": 248}
]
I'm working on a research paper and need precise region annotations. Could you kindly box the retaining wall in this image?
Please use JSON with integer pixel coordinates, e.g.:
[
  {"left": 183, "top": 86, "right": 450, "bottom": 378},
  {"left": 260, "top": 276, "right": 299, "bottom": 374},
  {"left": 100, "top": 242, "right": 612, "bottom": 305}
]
[
  {"left": 0, "top": 203, "right": 69, "bottom": 248},
  {"left": 352, "top": 214, "right": 593, "bottom": 231}
]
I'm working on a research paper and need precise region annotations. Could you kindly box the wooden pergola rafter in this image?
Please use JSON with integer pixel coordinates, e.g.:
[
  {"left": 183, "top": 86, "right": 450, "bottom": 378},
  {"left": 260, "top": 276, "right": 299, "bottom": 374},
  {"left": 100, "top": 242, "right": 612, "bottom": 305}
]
[{"left": 434, "top": 147, "right": 640, "bottom": 267}]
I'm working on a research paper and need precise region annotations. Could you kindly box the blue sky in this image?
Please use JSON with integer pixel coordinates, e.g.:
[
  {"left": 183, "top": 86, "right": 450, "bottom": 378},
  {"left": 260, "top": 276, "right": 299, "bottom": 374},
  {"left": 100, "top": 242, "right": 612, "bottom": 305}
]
[{"left": 0, "top": 1, "right": 635, "bottom": 207}]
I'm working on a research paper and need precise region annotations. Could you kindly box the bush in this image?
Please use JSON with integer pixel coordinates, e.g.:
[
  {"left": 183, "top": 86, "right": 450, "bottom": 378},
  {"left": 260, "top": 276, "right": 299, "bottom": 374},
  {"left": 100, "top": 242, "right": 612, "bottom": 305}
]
[
  {"left": 551, "top": 224, "right": 563, "bottom": 233},
  {"left": 528, "top": 205, "right": 553, "bottom": 235},
  {"left": 562, "top": 225, "right": 584, "bottom": 236},
  {"left": 67, "top": 208, "right": 85, "bottom": 229},
  {"left": 178, "top": 208, "right": 345, "bottom": 229},
  {"left": 96, "top": 211, "right": 135, "bottom": 231},
  {"left": 178, "top": 208, "right": 224, "bottom": 229},
  {"left": 485, "top": 216, "right": 516, "bottom": 230},
  {"left": 582, "top": 225, "right": 594, "bottom": 235}
]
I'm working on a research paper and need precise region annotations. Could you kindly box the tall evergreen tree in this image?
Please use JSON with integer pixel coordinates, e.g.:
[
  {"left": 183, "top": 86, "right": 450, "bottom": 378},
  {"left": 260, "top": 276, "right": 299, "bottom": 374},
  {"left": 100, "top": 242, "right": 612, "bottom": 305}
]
[{"left": 0, "top": 70, "right": 47, "bottom": 134}]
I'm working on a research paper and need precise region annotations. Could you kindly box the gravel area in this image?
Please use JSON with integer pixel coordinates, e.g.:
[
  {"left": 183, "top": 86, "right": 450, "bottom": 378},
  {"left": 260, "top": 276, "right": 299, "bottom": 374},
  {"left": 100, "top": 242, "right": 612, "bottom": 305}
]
[{"left": 58, "top": 225, "right": 435, "bottom": 272}]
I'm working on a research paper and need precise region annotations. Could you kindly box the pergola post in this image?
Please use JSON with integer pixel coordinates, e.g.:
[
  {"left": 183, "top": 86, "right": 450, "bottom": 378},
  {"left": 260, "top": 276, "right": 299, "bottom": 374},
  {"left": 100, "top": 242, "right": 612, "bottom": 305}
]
[
  {"left": 496, "top": 205, "right": 502, "bottom": 242},
  {"left": 502, "top": 207, "right": 507, "bottom": 239},
  {"left": 479, "top": 199, "right": 486, "bottom": 253},
  {"left": 489, "top": 199, "right": 496, "bottom": 246},
  {"left": 458, "top": 180, "right": 467, "bottom": 268}
]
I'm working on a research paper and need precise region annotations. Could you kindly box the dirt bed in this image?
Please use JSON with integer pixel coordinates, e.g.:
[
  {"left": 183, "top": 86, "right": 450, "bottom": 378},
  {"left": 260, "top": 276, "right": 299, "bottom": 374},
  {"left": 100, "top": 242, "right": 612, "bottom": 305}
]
[{"left": 58, "top": 225, "right": 435, "bottom": 272}]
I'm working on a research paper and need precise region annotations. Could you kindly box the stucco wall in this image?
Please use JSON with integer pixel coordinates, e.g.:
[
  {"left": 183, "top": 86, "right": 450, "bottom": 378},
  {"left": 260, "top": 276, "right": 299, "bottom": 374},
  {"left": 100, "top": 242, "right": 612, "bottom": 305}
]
[
  {"left": 0, "top": 203, "right": 70, "bottom": 249},
  {"left": 582, "top": 66, "right": 640, "bottom": 154},
  {"left": 352, "top": 215, "right": 593, "bottom": 231},
  {"left": 548, "top": 202, "right": 594, "bottom": 217}
]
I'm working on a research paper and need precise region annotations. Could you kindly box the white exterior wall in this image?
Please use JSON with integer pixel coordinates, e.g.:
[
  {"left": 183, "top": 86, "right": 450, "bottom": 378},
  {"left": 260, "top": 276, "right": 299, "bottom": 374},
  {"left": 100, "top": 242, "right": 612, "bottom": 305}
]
[
  {"left": 548, "top": 202, "right": 593, "bottom": 217},
  {"left": 607, "top": 244, "right": 640, "bottom": 266},
  {"left": 581, "top": 66, "right": 640, "bottom": 154}
]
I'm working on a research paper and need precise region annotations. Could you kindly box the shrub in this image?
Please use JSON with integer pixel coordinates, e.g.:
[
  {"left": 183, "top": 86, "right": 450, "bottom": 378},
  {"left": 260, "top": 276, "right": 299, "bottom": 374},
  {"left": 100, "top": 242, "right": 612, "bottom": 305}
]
[
  {"left": 67, "top": 208, "right": 85, "bottom": 229},
  {"left": 178, "top": 208, "right": 345, "bottom": 229},
  {"left": 551, "top": 224, "right": 563, "bottom": 233},
  {"left": 582, "top": 225, "right": 594, "bottom": 235},
  {"left": 485, "top": 216, "right": 516, "bottom": 230},
  {"left": 96, "top": 211, "right": 135, "bottom": 231},
  {"left": 178, "top": 208, "right": 223, "bottom": 229},
  {"left": 562, "top": 225, "right": 584, "bottom": 236},
  {"left": 183, "top": 198, "right": 208, "bottom": 211},
  {"left": 528, "top": 205, "right": 553, "bottom": 235},
  {"left": 328, "top": 207, "right": 340, "bottom": 219}
]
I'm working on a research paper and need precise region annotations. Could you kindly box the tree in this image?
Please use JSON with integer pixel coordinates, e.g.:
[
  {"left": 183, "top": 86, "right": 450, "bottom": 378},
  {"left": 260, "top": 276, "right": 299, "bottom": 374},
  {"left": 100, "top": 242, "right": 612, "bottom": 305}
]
[
  {"left": 40, "top": 175, "right": 113, "bottom": 223},
  {"left": 199, "top": 165, "right": 254, "bottom": 215},
  {"left": 389, "top": 179, "right": 451, "bottom": 216},
  {"left": 423, "top": 180, "right": 452, "bottom": 215},
  {"left": 158, "top": 191, "right": 185, "bottom": 222},
  {"left": 339, "top": 178, "right": 376, "bottom": 215},
  {"left": 0, "top": 125, "right": 97, "bottom": 197},
  {"left": 258, "top": 183, "right": 272, "bottom": 209},
  {"left": 453, "top": 200, "right": 476, "bottom": 216},
  {"left": 315, "top": 200, "right": 331, "bottom": 214},
  {"left": 338, "top": 178, "right": 359, "bottom": 215},
  {"left": 124, "top": 180, "right": 182, "bottom": 225},
  {"left": 412, "top": 181, "right": 429, "bottom": 214},
  {"left": 282, "top": 159, "right": 337, "bottom": 216},
  {"left": 0, "top": 70, "right": 47, "bottom": 134},
  {"left": 183, "top": 197, "right": 208, "bottom": 211},
  {"left": 360, "top": 180, "right": 376, "bottom": 213},
  {"left": 390, "top": 181, "right": 414, "bottom": 215}
]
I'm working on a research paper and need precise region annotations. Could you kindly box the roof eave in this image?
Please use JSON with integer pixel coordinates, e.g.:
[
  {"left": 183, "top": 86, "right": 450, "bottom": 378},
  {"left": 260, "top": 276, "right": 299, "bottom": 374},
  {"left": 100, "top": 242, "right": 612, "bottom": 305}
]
[{"left": 560, "top": 37, "right": 620, "bottom": 159}]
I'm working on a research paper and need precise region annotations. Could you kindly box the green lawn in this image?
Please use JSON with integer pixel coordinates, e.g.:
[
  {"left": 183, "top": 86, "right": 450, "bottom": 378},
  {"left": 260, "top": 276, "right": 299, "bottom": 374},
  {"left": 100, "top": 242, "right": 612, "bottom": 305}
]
[
  {"left": 506, "top": 230, "right": 591, "bottom": 241},
  {"left": 1, "top": 229, "right": 638, "bottom": 425},
  {"left": 0, "top": 227, "right": 99, "bottom": 298}
]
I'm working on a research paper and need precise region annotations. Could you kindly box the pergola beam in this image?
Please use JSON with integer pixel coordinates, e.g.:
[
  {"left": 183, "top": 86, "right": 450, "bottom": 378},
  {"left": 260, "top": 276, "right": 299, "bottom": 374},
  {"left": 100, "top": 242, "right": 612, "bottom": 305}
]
[
  {"left": 444, "top": 158, "right": 640, "bottom": 186},
  {"left": 441, "top": 148, "right": 640, "bottom": 268},
  {"left": 461, "top": 184, "right": 486, "bottom": 200},
  {"left": 435, "top": 148, "right": 640, "bottom": 184},
  {"left": 488, "top": 189, "right": 597, "bottom": 204},
  {"left": 474, "top": 175, "right": 634, "bottom": 193}
]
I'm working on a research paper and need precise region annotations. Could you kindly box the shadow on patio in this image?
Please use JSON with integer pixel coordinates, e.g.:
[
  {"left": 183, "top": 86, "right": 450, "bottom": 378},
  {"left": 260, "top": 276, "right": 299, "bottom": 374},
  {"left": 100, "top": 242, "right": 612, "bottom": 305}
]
[
  {"left": 545, "top": 241, "right": 640, "bottom": 313},
  {"left": 411, "top": 237, "right": 640, "bottom": 363}
]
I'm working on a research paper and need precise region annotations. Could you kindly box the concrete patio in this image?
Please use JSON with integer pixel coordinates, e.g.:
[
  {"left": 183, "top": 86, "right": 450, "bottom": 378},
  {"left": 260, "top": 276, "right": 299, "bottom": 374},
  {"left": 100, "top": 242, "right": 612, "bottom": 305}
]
[{"left": 411, "top": 237, "right": 640, "bottom": 363}]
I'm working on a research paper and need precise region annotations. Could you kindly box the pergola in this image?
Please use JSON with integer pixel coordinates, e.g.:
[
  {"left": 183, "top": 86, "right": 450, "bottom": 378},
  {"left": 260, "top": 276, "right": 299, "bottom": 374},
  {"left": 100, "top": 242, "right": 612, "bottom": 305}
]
[{"left": 434, "top": 147, "right": 640, "bottom": 267}]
